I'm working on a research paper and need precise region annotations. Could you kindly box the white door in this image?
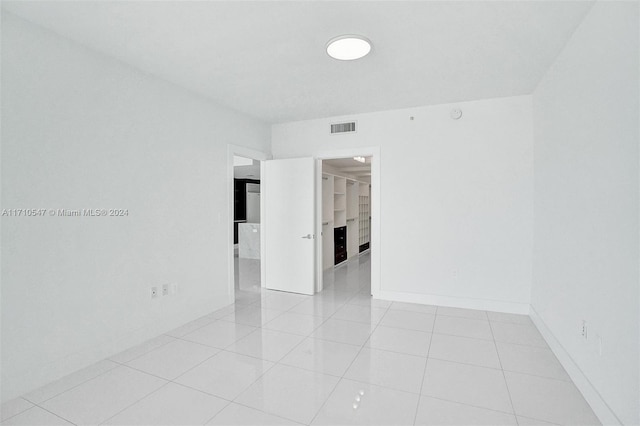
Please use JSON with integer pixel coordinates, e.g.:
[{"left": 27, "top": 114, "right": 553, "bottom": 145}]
[{"left": 264, "top": 157, "right": 316, "bottom": 295}]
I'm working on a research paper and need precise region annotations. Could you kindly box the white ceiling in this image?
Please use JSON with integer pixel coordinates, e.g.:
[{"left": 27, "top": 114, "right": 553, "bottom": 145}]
[
  {"left": 234, "top": 165, "right": 260, "bottom": 180},
  {"left": 324, "top": 157, "right": 371, "bottom": 179},
  {"left": 3, "top": 1, "right": 593, "bottom": 123}
]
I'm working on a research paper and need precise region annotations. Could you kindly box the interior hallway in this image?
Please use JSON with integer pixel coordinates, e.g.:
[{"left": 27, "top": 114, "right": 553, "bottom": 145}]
[{"left": 2, "top": 253, "right": 599, "bottom": 425}]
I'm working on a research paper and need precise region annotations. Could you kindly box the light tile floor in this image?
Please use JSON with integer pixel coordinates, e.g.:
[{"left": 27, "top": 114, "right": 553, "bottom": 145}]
[{"left": 1, "top": 253, "right": 600, "bottom": 425}]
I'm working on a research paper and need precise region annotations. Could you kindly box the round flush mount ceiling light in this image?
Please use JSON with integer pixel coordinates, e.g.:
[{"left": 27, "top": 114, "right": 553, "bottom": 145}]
[{"left": 326, "top": 35, "right": 372, "bottom": 61}]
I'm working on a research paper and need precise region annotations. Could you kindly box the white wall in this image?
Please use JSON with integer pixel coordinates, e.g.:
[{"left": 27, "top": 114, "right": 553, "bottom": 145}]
[
  {"left": 531, "top": 2, "right": 639, "bottom": 424},
  {"left": 1, "top": 13, "right": 269, "bottom": 402},
  {"left": 273, "top": 95, "right": 534, "bottom": 313}
]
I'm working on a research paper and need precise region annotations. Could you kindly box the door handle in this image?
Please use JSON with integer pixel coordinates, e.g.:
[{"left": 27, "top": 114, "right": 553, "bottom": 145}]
[{"left": 301, "top": 234, "right": 314, "bottom": 239}]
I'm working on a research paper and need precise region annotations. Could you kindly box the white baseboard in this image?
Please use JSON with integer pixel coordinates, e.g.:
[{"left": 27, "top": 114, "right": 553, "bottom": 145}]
[
  {"left": 529, "top": 306, "right": 622, "bottom": 426},
  {"left": 1, "top": 299, "right": 228, "bottom": 403},
  {"left": 377, "top": 290, "right": 529, "bottom": 314}
]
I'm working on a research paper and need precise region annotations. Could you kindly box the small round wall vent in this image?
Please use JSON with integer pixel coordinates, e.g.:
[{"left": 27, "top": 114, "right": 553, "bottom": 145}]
[{"left": 450, "top": 108, "right": 463, "bottom": 120}]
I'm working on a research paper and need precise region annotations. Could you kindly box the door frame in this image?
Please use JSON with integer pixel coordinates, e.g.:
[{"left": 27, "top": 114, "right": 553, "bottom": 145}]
[
  {"left": 227, "top": 145, "right": 271, "bottom": 305},
  {"left": 313, "top": 147, "right": 381, "bottom": 297}
]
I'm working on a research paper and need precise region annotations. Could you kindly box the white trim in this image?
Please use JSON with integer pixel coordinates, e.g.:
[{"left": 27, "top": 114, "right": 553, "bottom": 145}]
[
  {"left": 259, "top": 160, "right": 267, "bottom": 290},
  {"left": 313, "top": 147, "right": 381, "bottom": 298},
  {"left": 529, "top": 306, "right": 622, "bottom": 426},
  {"left": 315, "top": 159, "right": 323, "bottom": 292},
  {"left": 378, "top": 290, "right": 530, "bottom": 314},
  {"left": 227, "top": 145, "right": 271, "bottom": 304}
]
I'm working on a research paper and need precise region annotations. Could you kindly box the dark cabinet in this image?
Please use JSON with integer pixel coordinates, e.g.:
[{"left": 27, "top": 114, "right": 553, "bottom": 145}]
[
  {"left": 234, "top": 180, "right": 245, "bottom": 221},
  {"left": 234, "top": 178, "right": 260, "bottom": 244},
  {"left": 334, "top": 226, "right": 347, "bottom": 265}
]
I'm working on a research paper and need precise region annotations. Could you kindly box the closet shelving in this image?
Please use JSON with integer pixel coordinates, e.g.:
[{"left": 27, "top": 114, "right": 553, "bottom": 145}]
[
  {"left": 359, "top": 182, "right": 370, "bottom": 252},
  {"left": 322, "top": 172, "right": 370, "bottom": 269},
  {"left": 346, "top": 180, "right": 359, "bottom": 259},
  {"left": 322, "top": 175, "right": 335, "bottom": 270},
  {"left": 322, "top": 175, "right": 334, "bottom": 224},
  {"left": 333, "top": 176, "right": 347, "bottom": 228}
]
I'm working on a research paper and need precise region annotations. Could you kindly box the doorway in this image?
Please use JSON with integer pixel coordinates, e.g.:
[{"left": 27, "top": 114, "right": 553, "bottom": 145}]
[
  {"left": 229, "top": 147, "right": 380, "bottom": 302},
  {"left": 318, "top": 156, "right": 373, "bottom": 296},
  {"left": 316, "top": 148, "right": 380, "bottom": 297},
  {"left": 233, "top": 155, "right": 262, "bottom": 294},
  {"left": 227, "top": 145, "right": 270, "bottom": 305}
]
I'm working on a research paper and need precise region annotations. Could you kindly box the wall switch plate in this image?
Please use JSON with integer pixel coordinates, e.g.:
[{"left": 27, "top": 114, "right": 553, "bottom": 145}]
[
  {"left": 162, "top": 284, "right": 169, "bottom": 296},
  {"left": 151, "top": 286, "right": 158, "bottom": 299},
  {"left": 581, "top": 320, "right": 588, "bottom": 340}
]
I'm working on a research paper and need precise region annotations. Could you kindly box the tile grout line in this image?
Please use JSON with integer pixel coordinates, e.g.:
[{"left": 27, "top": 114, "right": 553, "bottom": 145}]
[
  {"left": 21, "top": 361, "right": 122, "bottom": 406},
  {"left": 164, "top": 317, "right": 218, "bottom": 340},
  {"left": 96, "top": 381, "right": 173, "bottom": 425},
  {"left": 227, "top": 400, "right": 308, "bottom": 425},
  {"left": 412, "top": 393, "right": 527, "bottom": 418},
  {"left": 412, "top": 305, "right": 438, "bottom": 425},
  {"left": 430, "top": 328, "right": 548, "bottom": 349},
  {"left": 487, "top": 312, "right": 520, "bottom": 425},
  {"left": 117, "top": 335, "right": 179, "bottom": 363},
  {"left": 515, "top": 413, "right": 563, "bottom": 425},
  {"left": 1, "top": 404, "right": 77, "bottom": 426},
  {"left": 221, "top": 283, "right": 357, "bottom": 424},
  {"left": 108, "top": 354, "right": 283, "bottom": 426},
  {"left": 16, "top": 339, "right": 185, "bottom": 424},
  {"left": 106, "top": 353, "right": 255, "bottom": 424},
  {"left": 13, "top": 308, "right": 544, "bottom": 426},
  {"left": 421, "top": 356, "right": 572, "bottom": 382},
  {"left": 27, "top": 404, "right": 78, "bottom": 426},
  {"left": 306, "top": 296, "right": 392, "bottom": 426},
  {"left": 198, "top": 315, "right": 548, "bottom": 351},
  {"left": 0, "top": 399, "right": 34, "bottom": 423},
  {"left": 9, "top": 275, "right": 364, "bottom": 425},
  {"left": 11, "top": 264, "right": 544, "bottom": 426},
  {"left": 113, "top": 324, "right": 572, "bottom": 419},
  {"left": 38, "top": 357, "right": 231, "bottom": 424},
  {"left": 222, "top": 336, "right": 314, "bottom": 423},
  {"left": 201, "top": 294, "right": 343, "bottom": 426},
  {"left": 277, "top": 282, "right": 374, "bottom": 425},
  {"left": 166, "top": 331, "right": 280, "bottom": 413},
  {"left": 216, "top": 309, "right": 289, "bottom": 327}
]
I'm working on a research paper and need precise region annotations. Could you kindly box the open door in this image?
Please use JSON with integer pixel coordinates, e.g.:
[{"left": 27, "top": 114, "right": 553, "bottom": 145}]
[{"left": 264, "top": 157, "right": 316, "bottom": 295}]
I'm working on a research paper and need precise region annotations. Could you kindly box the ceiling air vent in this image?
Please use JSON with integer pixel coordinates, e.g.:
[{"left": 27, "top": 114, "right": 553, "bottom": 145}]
[{"left": 331, "top": 121, "right": 356, "bottom": 134}]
